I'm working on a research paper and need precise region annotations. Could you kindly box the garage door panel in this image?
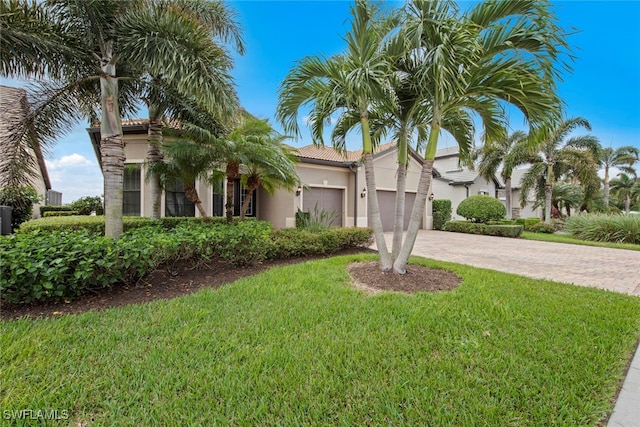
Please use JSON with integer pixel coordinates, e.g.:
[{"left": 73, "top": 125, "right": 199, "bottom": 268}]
[
  {"left": 377, "top": 190, "right": 421, "bottom": 232},
  {"left": 303, "top": 188, "right": 343, "bottom": 227}
]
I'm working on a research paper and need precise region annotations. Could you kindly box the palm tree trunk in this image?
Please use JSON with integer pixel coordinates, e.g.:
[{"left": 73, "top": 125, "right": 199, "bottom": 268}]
[
  {"left": 544, "top": 163, "right": 554, "bottom": 224},
  {"left": 392, "top": 126, "right": 408, "bottom": 260},
  {"left": 147, "top": 104, "right": 164, "bottom": 220},
  {"left": 625, "top": 195, "right": 631, "bottom": 214},
  {"left": 505, "top": 177, "right": 512, "bottom": 220},
  {"left": 361, "top": 117, "right": 391, "bottom": 271},
  {"left": 184, "top": 183, "right": 208, "bottom": 218},
  {"left": 100, "top": 46, "right": 124, "bottom": 238},
  {"left": 603, "top": 167, "right": 610, "bottom": 207},
  {"left": 240, "top": 184, "right": 258, "bottom": 220},
  {"left": 394, "top": 124, "right": 440, "bottom": 274},
  {"left": 225, "top": 162, "right": 239, "bottom": 222},
  {"left": 394, "top": 160, "right": 434, "bottom": 274}
]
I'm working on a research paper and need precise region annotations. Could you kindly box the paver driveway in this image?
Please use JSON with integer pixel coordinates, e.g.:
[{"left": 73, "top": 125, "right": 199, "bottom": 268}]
[{"left": 386, "top": 230, "right": 640, "bottom": 296}]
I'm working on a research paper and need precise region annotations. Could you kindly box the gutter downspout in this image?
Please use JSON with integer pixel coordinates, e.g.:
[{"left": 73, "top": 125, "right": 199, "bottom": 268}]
[{"left": 349, "top": 162, "right": 358, "bottom": 227}]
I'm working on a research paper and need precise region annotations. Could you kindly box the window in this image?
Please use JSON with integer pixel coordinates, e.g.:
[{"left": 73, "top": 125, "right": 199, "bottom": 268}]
[
  {"left": 165, "top": 179, "right": 195, "bottom": 217},
  {"left": 512, "top": 207, "right": 521, "bottom": 219},
  {"left": 212, "top": 181, "right": 224, "bottom": 217},
  {"left": 123, "top": 164, "right": 141, "bottom": 216},
  {"left": 233, "top": 179, "right": 255, "bottom": 217},
  {"left": 497, "top": 190, "right": 506, "bottom": 200}
]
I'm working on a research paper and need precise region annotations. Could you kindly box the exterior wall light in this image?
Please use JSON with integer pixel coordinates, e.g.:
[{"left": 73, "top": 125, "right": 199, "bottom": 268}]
[
  {"left": 360, "top": 187, "right": 367, "bottom": 198},
  {"left": 295, "top": 186, "right": 302, "bottom": 197}
]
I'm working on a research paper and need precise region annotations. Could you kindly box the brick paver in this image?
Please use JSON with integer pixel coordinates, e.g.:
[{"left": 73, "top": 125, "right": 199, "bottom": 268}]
[{"left": 385, "top": 231, "right": 640, "bottom": 295}]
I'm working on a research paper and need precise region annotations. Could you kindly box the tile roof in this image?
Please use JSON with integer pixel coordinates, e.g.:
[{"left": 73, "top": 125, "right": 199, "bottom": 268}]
[
  {"left": 296, "top": 141, "right": 398, "bottom": 163},
  {"left": 438, "top": 168, "right": 479, "bottom": 185}
]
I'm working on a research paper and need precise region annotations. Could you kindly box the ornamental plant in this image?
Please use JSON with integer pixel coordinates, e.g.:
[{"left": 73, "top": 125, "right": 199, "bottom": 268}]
[{"left": 456, "top": 195, "right": 506, "bottom": 223}]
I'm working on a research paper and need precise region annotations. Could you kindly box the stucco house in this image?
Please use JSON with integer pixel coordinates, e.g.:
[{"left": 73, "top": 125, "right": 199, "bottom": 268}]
[
  {"left": 431, "top": 145, "right": 541, "bottom": 219},
  {"left": 87, "top": 120, "right": 435, "bottom": 230},
  {"left": 0, "top": 85, "right": 61, "bottom": 218}
]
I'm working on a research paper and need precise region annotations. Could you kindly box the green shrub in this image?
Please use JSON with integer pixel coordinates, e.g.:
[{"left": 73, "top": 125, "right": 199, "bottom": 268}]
[
  {"left": 0, "top": 185, "right": 41, "bottom": 231},
  {"left": 39, "top": 205, "right": 75, "bottom": 216},
  {"left": 18, "top": 215, "right": 157, "bottom": 233},
  {"left": 456, "top": 195, "right": 506, "bottom": 223},
  {"left": 432, "top": 199, "right": 452, "bottom": 230},
  {"left": 0, "top": 229, "right": 169, "bottom": 304},
  {"left": 43, "top": 210, "right": 79, "bottom": 217},
  {"left": 69, "top": 196, "right": 104, "bottom": 215},
  {"left": 565, "top": 213, "right": 640, "bottom": 244},
  {"left": 528, "top": 222, "right": 555, "bottom": 234},
  {"left": 444, "top": 220, "right": 523, "bottom": 238},
  {"left": 269, "top": 227, "right": 373, "bottom": 258}
]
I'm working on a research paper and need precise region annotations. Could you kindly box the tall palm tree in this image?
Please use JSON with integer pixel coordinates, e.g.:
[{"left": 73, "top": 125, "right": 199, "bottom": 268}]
[
  {"left": 477, "top": 131, "right": 530, "bottom": 219},
  {"left": 142, "top": 0, "right": 244, "bottom": 219},
  {"left": 521, "top": 117, "right": 600, "bottom": 223},
  {"left": 597, "top": 145, "right": 639, "bottom": 207},
  {"left": 610, "top": 173, "right": 637, "bottom": 214},
  {"left": 1, "top": 0, "right": 239, "bottom": 237},
  {"left": 392, "top": 0, "right": 570, "bottom": 273},
  {"left": 278, "top": 0, "right": 398, "bottom": 270}
]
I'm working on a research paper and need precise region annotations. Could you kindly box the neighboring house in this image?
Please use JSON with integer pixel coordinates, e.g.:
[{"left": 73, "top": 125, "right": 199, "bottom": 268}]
[
  {"left": 432, "top": 146, "right": 499, "bottom": 220},
  {"left": 87, "top": 120, "right": 436, "bottom": 231},
  {"left": 0, "top": 85, "right": 61, "bottom": 218},
  {"left": 432, "top": 145, "right": 541, "bottom": 220}
]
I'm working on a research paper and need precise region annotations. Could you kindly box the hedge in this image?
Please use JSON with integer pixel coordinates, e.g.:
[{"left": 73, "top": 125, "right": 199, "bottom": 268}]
[
  {"left": 432, "top": 199, "right": 452, "bottom": 230},
  {"left": 43, "top": 211, "right": 79, "bottom": 217},
  {"left": 17, "top": 215, "right": 237, "bottom": 234},
  {"left": 269, "top": 227, "right": 373, "bottom": 258},
  {"left": 40, "top": 205, "right": 76, "bottom": 216},
  {"left": 443, "top": 220, "right": 523, "bottom": 238},
  {"left": 1, "top": 221, "right": 374, "bottom": 304}
]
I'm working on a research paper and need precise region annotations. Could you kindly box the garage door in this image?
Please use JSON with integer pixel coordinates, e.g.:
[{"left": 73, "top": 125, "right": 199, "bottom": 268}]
[
  {"left": 377, "top": 190, "right": 422, "bottom": 232},
  {"left": 303, "top": 188, "right": 343, "bottom": 227}
]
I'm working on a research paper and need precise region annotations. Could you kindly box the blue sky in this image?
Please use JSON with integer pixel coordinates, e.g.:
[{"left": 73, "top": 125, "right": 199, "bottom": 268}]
[{"left": 7, "top": 0, "right": 640, "bottom": 203}]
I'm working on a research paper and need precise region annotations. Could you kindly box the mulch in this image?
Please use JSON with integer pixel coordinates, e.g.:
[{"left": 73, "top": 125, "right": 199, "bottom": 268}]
[{"left": 0, "top": 248, "right": 461, "bottom": 320}]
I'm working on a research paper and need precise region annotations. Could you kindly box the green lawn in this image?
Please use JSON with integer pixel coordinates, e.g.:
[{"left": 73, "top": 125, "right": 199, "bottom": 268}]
[
  {"left": 2, "top": 254, "right": 640, "bottom": 426},
  {"left": 521, "top": 231, "right": 640, "bottom": 251}
]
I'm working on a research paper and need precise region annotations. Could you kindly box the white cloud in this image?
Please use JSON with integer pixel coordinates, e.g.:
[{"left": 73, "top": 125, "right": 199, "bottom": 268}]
[
  {"left": 45, "top": 154, "right": 102, "bottom": 204},
  {"left": 46, "top": 153, "right": 95, "bottom": 169}
]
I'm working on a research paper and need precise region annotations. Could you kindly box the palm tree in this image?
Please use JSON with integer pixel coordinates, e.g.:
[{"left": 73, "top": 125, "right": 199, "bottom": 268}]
[
  {"left": 277, "top": 0, "right": 398, "bottom": 270},
  {"left": 238, "top": 142, "right": 299, "bottom": 220},
  {"left": 610, "top": 173, "right": 637, "bottom": 214},
  {"left": 145, "top": 139, "right": 219, "bottom": 218},
  {"left": 391, "top": 0, "right": 571, "bottom": 273},
  {"left": 1, "top": 0, "right": 239, "bottom": 237},
  {"left": 597, "top": 145, "right": 639, "bottom": 207},
  {"left": 143, "top": 0, "right": 244, "bottom": 219},
  {"left": 477, "top": 131, "right": 530, "bottom": 219},
  {"left": 521, "top": 117, "right": 600, "bottom": 223}
]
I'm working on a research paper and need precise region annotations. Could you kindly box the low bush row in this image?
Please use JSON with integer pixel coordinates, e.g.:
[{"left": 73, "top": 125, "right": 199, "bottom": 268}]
[
  {"left": 443, "top": 220, "right": 523, "bottom": 238},
  {"left": 17, "top": 215, "right": 232, "bottom": 234},
  {"left": 565, "top": 213, "right": 640, "bottom": 244},
  {"left": 1, "top": 220, "right": 373, "bottom": 304}
]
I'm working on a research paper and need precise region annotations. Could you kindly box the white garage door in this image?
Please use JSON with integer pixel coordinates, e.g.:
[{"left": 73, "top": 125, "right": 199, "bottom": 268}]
[
  {"left": 377, "top": 190, "right": 422, "bottom": 232},
  {"left": 303, "top": 187, "right": 343, "bottom": 227}
]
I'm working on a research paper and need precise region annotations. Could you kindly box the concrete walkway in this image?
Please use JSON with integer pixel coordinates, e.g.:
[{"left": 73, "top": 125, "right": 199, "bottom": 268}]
[{"left": 379, "top": 231, "right": 640, "bottom": 426}]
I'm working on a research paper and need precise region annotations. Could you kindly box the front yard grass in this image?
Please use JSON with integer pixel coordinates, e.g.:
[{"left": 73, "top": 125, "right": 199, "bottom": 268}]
[
  {"left": 2, "top": 254, "right": 639, "bottom": 425},
  {"left": 522, "top": 231, "right": 640, "bottom": 251}
]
